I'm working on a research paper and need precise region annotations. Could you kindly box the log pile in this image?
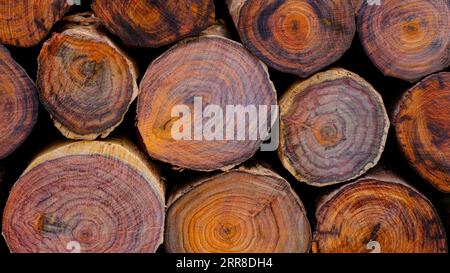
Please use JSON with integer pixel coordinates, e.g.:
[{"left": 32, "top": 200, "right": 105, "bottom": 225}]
[{"left": 0, "top": 1, "right": 448, "bottom": 253}]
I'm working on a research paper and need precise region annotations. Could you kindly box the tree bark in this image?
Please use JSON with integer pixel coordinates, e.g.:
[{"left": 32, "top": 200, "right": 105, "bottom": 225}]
[
  {"left": 278, "top": 68, "right": 389, "bottom": 187},
  {"left": 0, "top": 45, "right": 38, "bottom": 160},
  {"left": 226, "top": 0, "right": 355, "bottom": 77},
  {"left": 37, "top": 13, "right": 139, "bottom": 140},
  {"left": 393, "top": 72, "right": 450, "bottom": 192},
  {"left": 137, "top": 34, "right": 277, "bottom": 171},
  {"left": 313, "top": 169, "right": 448, "bottom": 253},
  {"left": 91, "top": 0, "right": 215, "bottom": 48},
  {"left": 165, "top": 165, "right": 311, "bottom": 253},
  {"left": 0, "top": 0, "right": 71, "bottom": 47},
  {"left": 2, "top": 140, "right": 165, "bottom": 253},
  {"left": 357, "top": 0, "right": 450, "bottom": 82}
]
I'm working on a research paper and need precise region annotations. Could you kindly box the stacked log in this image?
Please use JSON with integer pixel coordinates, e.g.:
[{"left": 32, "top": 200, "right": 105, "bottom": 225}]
[
  {"left": 165, "top": 166, "right": 311, "bottom": 253},
  {"left": 0, "top": 45, "right": 38, "bottom": 160},
  {"left": 137, "top": 34, "right": 277, "bottom": 171},
  {"left": 313, "top": 170, "right": 447, "bottom": 253},
  {"left": 226, "top": 0, "right": 356, "bottom": 77},
  {"left": 2, "top": 140, "right": 165, "bottom": 253},
  {"left": 278, "top": 69, "right": 389, "bottom": 186},
  {"left": 393, "top": 72, "right": 450, "bottom": 192},
  {"left": 358, "top": 0, "right": 450, "bottom": 82},
  {"left": 0, "top": 0, "right": 71, "bottom": 47},
  {"left": 37, "top": 13, "right": 139, "bottom": 140},
  {"left": 91, "top": 0, "right": 216, "bottom": 47}
]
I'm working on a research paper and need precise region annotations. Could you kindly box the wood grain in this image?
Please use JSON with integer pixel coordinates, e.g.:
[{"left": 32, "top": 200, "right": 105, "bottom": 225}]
[
  {"left": 2, "top": 140, "right": 165, "bottom": 253},
  {"left": 91, "top": 0, "right": 215, "bottom": 48},
  {"left": 0, "top": 0, "right": 71, "bottom": 47},
  {"left": 137, "top": 35, "right": 277, "bottom": 171},
  {"left": 279, "top": 68, "right": 389, "bottom": 186},
  {"left": 226, "top": 0, "right": 355, "bottom": 77},
  {"left": 37, "top": 14, "right": 139, "bottom": 140},
  {"left": 313, "top": 170, "right": 447, "bottom": 253},
  {"left": 165, "top": 166, "right": 311, "bottom": 253},
  {"left": 0, "top": 45, "right": 38, "bottom": 160},
  {"left": 394, "top": 72, "right": 450, "bottom": 192},
  {"left": 358, "top": 0, "right": 450, "bottom": 82}
]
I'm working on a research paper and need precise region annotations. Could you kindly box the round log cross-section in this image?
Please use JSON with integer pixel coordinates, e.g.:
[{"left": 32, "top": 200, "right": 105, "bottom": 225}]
[
  {"left": 165, "top": 166, "right": 312, "bottom": 253},
  {"left": 358, "top": 0, "right": 450, "bottom": 82},
  {"left": 226, "top": 0, "right": 356, "bottom": 77},
  {"left": 313, "top": 171, "right": 447, "bottom": 253},
  {"left": 91, "top": 0, "right": 216, "bottom": 48},
  {"left": 2, "top": 140, "right": 165, "bottom": 253},
  {"left": 279, "top": 68, "right": 389, "bottom": 186},
  {"left": 0, "top": 45, "right": 38, "bottom": 160},
  {"left": 394, "top": 72, "right": 450, "bottom": 192},
  {"left": 137, "top": 36, "right": 277, "bottom": 171},
  {"left": 0, "top": 0, "right": 71, "bottom": 47}
]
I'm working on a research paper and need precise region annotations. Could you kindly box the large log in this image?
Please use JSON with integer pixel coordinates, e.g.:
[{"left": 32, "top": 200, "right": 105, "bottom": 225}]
[
  {"left": 278, "top": 68, "right": 389, "bottom": 186},
  {"left": 0, "top": 0, "right": 71, "bottom": 47},
  {"left": 2, "top": 140, "right": 165, "bottom": 253},
  {"left": 165, "top": 166, "right": 311, "bottom": 253},
  {"left": 226, "top": 0, "right": 355, "bottom": 77},
  {"left": 91, "top": 0, "right": 215, "bottom": 48},
  {"left": 0, "top": 45, "right": 38, "bottom": 160},
  {"left": 393, "top": 72, "right": 450, "bottom": 192},
  {"left": 137, "top": 34, "right": 277, "bottom": 171},
  {"left": 313, "top": 170, "right": 447, "bottom": 253},
  {"left": 37, "top": 13, "right": 139, "bottom": 140},
  {"left": 358, "top": 0, "right": 450, "bottom": 82}
]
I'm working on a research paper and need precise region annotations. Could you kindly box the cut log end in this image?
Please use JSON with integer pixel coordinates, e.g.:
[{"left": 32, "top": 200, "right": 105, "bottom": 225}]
[
  {"left": 0, "top": 0, "right": 71, "bottom": 47},
  {"left": 358, "top": 0, "right": 450, "bottom": 82},
  {"left": 0, "top": 45, "right": 38, "bottom": 160},
  {"left": 313, "top": 172, "right": 448, "bottom": 253},
  {"left": 165, "top": 166, "right": 312, "bottom": 253},
  {"left": 37, "top": 17, "right": 139, "bottom": 140},
  {"left": 2, "top": 140, "right": 165, "bottom": 253},
  {"left": 91, "top": 0, "right": 216, "bottom": 48},
  {"left": 227, "top": 0, "right": 356, "bottom": 76},
  {"left": 394, "top": 72, "right": 450, "bottom": 192},
  {"left": 137, "top": 35, "right": 277, "bottom": 171},
  {"left": 279, "top": 68, "right": 389, "bottom": 186}
]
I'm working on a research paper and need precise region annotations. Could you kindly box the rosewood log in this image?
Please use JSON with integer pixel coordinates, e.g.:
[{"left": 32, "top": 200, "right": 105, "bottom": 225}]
[
  {"left": 91, "top": 0, "right": 215, "bottom": 48},
  {"left": 393, "top": 72, "right": 450, "bottom": 192},
  {"left": 313, "top": 170, "right": 447, "bottom": 253},
  {"left": 358, "top": 0, "right": 450, "bottom": 82},
  {"left": 165, "top": 166, "right": 311, "bottom": 253},
  {"left": 278, "top": 68, "right": 389, "bottom": 186},
  {"left": 37, "top": 14, "right": 139, "bottom": 140},
  {"left": 0, "top": 45, "right": 38, "bottom": 160},
  {"left": 226, "top": 0, "right": 356, "bottom": 77},
  {"left": 0, "top": 0, "right": 71, "bottom": 47},
  {"left": 137, "top": 35, "right": 277, "bottom": 171},
  {"left": 2, "top": 140, "right": 165, "bottom": 253}
]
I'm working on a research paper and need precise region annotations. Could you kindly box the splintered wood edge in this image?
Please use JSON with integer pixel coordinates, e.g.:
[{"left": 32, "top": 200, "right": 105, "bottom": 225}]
[{"left": 278, "top": 68, "right": 390, "bottom": 187}]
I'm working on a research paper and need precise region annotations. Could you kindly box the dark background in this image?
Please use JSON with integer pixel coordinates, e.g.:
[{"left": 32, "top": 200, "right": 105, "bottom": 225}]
[{"left": 0, "top": 0, "right": 449, "bottom": 253}]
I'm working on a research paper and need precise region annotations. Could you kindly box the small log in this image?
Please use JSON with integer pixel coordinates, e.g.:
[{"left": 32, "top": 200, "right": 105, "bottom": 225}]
[
  {"left": 393, "top": 72, "right": 450, "bottom": 192},
  {"left": 165, "top": 166, "right": 311, "bottom": 253},
  {"left": 226, "top": 0, "right": 355, "bottom": 77},
  {"left": 91, "top": 0, "right": 216, "bottom": 48},
  {"left": 2, "top": 140, "right": 165, "bottom": 253},
  {"left": 0, "top": 0, "right": 71, "bottom": 47},
  {"left": 278, "top": 68, "right": 389, "bottom": 186},
  {"left": 358, "top": 0, "right": 450, "bottom": 82},
  {"left": 37, "top": 13, "right": 139, "bottom": 140},
  {"left": 137, "top": 34, "right": 277, "bottom": 171},
  {"left": 0, "top": 45, "right": 38, "bottom": 160},
  {"left": 313, "top": 169, "right": 448, "bottom": 253}
]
